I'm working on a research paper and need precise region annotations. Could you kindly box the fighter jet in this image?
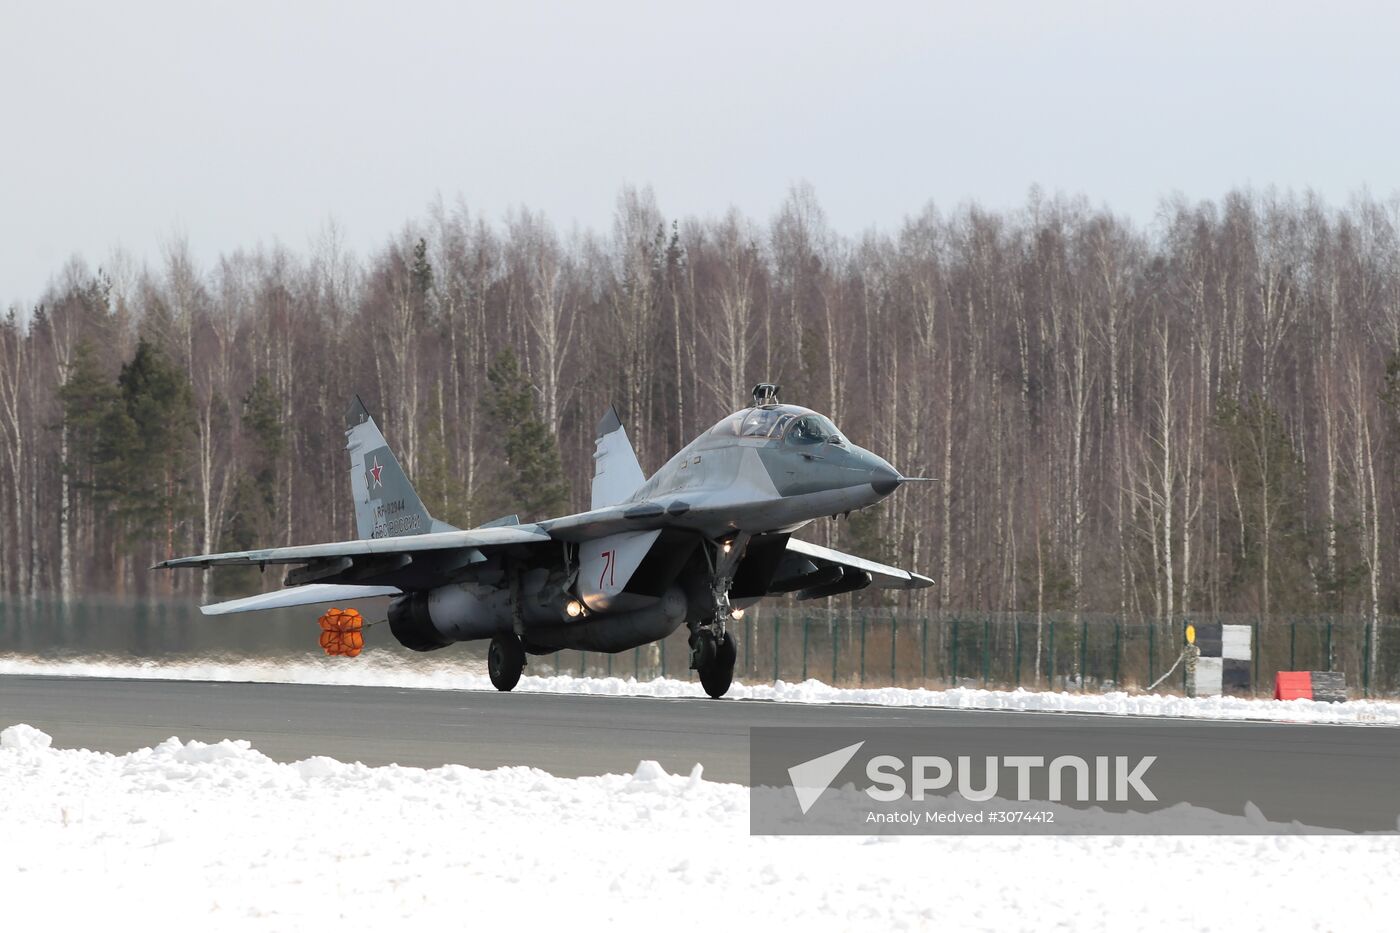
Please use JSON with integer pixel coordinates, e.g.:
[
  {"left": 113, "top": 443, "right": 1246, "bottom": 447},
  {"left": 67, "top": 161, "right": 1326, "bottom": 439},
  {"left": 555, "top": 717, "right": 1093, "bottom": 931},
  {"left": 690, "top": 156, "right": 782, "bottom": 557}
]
[{"left": 156, "top": 383, "right": 933, "bottom": 697}]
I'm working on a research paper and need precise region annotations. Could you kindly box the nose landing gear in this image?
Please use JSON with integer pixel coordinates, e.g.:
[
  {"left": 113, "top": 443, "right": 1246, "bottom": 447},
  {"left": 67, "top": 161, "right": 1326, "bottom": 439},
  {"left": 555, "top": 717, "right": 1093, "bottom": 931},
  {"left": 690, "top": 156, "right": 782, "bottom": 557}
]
[{"left": 693, "top": 628, "right": 737, "bottom": 698}]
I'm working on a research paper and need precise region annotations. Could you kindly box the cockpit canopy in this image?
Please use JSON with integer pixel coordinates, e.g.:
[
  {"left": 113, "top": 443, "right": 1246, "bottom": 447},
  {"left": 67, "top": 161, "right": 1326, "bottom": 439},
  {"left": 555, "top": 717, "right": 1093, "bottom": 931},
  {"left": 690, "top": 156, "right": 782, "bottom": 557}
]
[{"left": 709, "top": 405, "right": 844, "bottom": 446}]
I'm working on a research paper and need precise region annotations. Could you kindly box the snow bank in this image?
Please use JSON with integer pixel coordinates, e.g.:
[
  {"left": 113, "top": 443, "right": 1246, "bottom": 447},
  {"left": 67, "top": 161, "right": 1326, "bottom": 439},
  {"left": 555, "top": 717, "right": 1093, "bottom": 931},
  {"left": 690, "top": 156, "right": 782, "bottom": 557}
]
[
  {"left": 3, "top": 652, "right": 1399, "bottom": 724},
  {"left": 1, "top": 725, "right": 1396, "bottom": 930},
  {"left": 1, "top": 722, "right": 52, "bottom": 750}
]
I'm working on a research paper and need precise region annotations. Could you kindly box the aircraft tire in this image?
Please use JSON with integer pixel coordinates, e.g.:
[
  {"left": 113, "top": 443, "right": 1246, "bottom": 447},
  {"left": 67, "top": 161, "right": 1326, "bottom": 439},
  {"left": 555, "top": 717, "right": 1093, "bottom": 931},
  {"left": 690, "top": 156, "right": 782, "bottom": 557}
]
[
  {"left": 488, "top": 634, "right": 525, "bottom": 692},
  {"left": 690, "top": 628, "right": 716, "bottom": 670},
  {"left": 699, "top": 631, "right": 737, "bottom": 699}
]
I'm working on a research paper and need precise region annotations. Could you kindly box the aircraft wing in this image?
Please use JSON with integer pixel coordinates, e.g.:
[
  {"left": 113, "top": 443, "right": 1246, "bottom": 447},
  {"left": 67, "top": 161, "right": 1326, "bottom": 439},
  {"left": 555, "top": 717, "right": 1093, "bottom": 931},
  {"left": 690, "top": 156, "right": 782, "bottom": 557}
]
[
  {"left": 157, "top": 503, "right": 676, "bottom": 569},
  {"left": 199, "top": 584, "right": 402, "bottom": 616},
  {"left": 156, "top": 524, "right": 556, "bottom": 614},
  {"left": 153, "top": 525, "right": 552, "bottom": 569},
  {"left": 781, "top": 538, "right": 934, "bottom": 592}
]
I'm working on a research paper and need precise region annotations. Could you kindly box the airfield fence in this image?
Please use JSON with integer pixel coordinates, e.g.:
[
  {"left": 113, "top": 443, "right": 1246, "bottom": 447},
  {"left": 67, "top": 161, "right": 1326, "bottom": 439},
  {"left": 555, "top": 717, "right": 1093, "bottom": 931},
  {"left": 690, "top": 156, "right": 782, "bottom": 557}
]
[
  {"left": 562, "top": 608, "right": 1400, "bottom": 699},
  {"left": 3, "top": 599, "right": 1399, "bottom": 698}
]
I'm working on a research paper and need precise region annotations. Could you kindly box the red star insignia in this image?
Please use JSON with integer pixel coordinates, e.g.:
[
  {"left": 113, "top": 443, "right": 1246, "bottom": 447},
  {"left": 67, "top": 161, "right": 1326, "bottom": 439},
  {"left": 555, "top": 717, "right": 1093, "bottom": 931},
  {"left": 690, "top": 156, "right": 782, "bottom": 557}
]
[{"left": 369, "top": 457, "right": 384, "bottom": 488}]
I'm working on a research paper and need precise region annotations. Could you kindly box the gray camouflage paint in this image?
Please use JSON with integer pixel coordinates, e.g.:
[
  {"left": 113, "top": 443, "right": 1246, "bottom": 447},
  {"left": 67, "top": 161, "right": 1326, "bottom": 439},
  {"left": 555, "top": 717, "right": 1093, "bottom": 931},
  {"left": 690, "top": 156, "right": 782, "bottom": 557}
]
[
  {"left": 623, "top": 404, "right": 902, "bottom": 539},
  {"left": 160, "top": 396, "right": 930, "bottom": 655},
  {"left": 346, "top": 396, "right": 455, "bottom": 540}
]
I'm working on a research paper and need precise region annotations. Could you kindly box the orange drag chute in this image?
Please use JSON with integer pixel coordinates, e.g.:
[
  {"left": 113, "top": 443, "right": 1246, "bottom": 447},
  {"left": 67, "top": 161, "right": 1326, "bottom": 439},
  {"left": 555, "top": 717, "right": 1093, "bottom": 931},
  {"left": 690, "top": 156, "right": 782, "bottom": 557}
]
[{"left": 317, "top": 607, "right": 365, "bottom": 657}]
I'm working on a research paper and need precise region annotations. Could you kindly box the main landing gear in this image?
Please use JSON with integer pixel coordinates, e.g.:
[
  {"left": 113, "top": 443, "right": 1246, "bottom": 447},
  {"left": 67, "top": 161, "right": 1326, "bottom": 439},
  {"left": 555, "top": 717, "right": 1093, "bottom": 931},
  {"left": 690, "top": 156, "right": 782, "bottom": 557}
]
[
  {"left": 692, "top": 628, "right": 738, "bottom": 698},
  {"left": 689, "top": 533, "right": 749, "bottom": 699},
  {"left": 488, "top": 634, "right": 525, "bottom": 691}
]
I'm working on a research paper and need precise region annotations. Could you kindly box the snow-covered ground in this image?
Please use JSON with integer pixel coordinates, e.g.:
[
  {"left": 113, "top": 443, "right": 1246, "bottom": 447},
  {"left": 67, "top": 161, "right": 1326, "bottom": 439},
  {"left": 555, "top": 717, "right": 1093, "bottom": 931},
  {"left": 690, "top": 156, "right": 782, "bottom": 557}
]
[
  {"left": 2, "top": 723, "right": 1396, "bottom": 931},
  {"left": 3, "top": 652, "right": 1399, "bottom": 725}
]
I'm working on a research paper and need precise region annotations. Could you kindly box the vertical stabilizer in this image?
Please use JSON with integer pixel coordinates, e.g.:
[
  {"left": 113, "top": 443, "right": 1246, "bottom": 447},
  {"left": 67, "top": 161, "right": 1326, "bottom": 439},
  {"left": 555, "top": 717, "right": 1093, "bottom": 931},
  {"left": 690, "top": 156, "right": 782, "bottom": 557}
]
[
  {"left": 345, "top": 396, "right": 456, "bottom": 539},
  {"left": 592, "top": 406, "right": 646, "bottom": 509}
]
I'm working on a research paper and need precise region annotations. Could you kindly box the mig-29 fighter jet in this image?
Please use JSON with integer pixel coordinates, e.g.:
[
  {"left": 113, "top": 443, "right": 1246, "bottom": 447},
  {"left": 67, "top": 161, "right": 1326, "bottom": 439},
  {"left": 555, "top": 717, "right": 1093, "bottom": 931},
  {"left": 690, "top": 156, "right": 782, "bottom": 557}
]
[{"left": 156, "top": 384, "right": 933, "bottom": 697}]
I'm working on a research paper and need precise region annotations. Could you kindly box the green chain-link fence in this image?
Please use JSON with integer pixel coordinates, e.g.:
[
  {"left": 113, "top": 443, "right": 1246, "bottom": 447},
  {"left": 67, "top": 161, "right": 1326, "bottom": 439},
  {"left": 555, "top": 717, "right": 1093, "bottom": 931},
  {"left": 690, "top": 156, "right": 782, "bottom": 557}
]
[
  {"left": 551, "top": 608, "right": 1400, "bottom": 698},
  {"left": 4, "top": 599, "right": 1399, "bottom": 698}
]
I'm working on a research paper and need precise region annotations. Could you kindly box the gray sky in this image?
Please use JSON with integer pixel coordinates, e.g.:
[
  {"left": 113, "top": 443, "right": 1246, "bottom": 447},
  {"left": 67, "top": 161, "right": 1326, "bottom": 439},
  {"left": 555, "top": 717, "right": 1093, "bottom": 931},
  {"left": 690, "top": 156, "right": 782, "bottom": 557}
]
[{"left": 3, "top": 0, "right": 1398, "bottom": 307}]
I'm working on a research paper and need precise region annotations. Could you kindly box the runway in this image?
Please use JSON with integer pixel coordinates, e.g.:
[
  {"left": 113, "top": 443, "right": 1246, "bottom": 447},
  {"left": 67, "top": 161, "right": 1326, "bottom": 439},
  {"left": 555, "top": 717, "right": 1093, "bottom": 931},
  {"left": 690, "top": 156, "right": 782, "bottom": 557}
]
[
  {"left": 2, "top": 673, "right": 974, "bottom": 779},
  {"left": 4, "top": 674, "right": 1399, "bottom": 830}
]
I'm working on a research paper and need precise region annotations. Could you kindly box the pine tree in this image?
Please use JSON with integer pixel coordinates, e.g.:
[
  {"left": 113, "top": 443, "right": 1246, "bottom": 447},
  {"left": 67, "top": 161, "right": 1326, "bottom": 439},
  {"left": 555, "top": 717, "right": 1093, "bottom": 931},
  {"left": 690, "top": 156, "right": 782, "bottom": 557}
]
[
  {"left": 416, "top": 390, "right": 470, "bottom": 527},
  {"left": 110, "top": 339, "right": 197, "bottom": 559},
  {"left": 240, "top": 374, "right": 284, "bottom": 513},
  {"left": 1384, "top": 353, "right": 1400, "bottom": 431},
  {"left": 1213, "top": 392, "right": 1310, "bottom": 614},
  {"left": 59, "top": 340, "right": 121, "bottom": 494},
  {"left": 215, "top": 376, "right": 284, "bottom": 593},
  {"left": 485, "top": 348, "right": 571, "bottom": 519},
  {"left": 57, "top": 340, "right": 122, "bottom": 587}
]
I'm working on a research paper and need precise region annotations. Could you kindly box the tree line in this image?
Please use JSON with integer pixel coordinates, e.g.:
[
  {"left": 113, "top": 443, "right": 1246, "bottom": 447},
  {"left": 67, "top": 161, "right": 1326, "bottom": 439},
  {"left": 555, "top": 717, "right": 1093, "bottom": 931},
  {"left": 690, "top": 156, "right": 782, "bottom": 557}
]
[{"left": 1, "top": 185, "right": 1397, "bottom": 627}]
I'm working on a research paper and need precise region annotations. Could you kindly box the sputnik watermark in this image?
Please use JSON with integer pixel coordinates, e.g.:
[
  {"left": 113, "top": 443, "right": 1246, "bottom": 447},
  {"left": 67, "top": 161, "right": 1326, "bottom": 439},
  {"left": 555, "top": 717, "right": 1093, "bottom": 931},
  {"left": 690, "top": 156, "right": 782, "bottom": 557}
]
[
  {"left": 866, "top": 754, "right": 1156, "bottom": 803},
  {"left": 749, "top": 724, "right": 1398, "bottom": 835},
  {"left": 789, "top": 745, "right": 1155, "bottom": 815}
]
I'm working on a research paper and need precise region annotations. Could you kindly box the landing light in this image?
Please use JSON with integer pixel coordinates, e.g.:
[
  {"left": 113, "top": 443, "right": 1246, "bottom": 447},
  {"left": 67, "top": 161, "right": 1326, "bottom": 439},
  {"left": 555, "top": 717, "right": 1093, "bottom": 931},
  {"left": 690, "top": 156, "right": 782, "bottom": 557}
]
[
  {"left": 732, "top": 608, "right": 745, "bottom": 620},
  {"left": 566, "top": 599, "right": 585, "bottom": 618},
  {"left": 722, "top": 542, "right": 732, "bottom": 554}
]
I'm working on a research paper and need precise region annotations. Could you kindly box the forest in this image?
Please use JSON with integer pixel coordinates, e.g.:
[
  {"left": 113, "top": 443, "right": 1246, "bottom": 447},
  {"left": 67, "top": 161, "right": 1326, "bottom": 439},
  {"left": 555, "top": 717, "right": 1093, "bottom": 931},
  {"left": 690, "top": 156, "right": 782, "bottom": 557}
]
[{"left": 1, "top": 185, "right": 1397, "bottom": 627}]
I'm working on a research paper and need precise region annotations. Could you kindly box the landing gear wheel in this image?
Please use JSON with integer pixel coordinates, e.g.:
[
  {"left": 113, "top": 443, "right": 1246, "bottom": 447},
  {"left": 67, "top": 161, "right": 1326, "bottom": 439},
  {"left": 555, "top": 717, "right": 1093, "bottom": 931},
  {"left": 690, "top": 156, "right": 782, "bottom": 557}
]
[
  {"left": 689, "top": 628, "right": 718, "bottom": 671},
  {"left": 699, "top": 631, "right": 737, "bottom": 699},
  {"left": 488, "top": 634, "right": 525, "bottom": 692}
]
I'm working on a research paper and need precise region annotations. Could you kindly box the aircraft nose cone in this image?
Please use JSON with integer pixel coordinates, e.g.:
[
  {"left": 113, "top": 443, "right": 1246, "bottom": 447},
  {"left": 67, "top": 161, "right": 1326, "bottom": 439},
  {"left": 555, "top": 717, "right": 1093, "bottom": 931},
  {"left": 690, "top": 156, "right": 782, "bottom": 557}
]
[{"left": 870, "top": 460, "right": 902, "bottom": 496}]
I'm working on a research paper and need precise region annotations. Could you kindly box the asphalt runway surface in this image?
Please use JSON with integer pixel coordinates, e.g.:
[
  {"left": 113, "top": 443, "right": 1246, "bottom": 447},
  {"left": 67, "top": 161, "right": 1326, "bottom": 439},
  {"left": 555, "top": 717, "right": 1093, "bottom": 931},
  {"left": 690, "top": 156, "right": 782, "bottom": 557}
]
[{"left": 4, "top": 674, "right": 1399, "bottom": 831}]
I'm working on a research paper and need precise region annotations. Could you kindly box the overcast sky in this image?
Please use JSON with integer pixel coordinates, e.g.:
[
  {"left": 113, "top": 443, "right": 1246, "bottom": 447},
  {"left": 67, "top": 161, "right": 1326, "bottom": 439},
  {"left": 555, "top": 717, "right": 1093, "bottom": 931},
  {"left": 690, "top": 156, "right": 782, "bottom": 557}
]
[{"left": 3, "top": 0, "right": 1398, "bottom": 308}]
